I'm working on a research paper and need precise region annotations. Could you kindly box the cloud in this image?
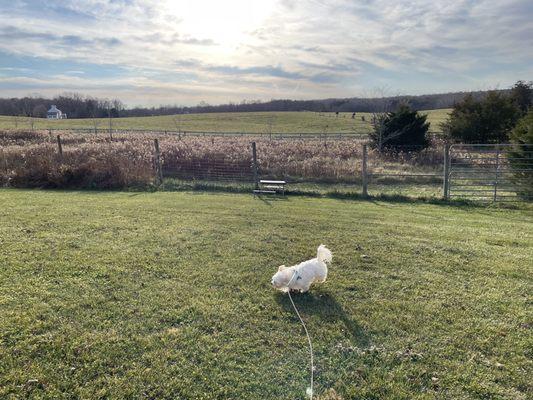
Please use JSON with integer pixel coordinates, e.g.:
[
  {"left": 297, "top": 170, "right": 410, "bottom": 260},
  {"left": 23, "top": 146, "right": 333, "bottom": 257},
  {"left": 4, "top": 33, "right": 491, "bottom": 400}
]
[
  {"left": 0, "top": 0, "right": 531, "bottom": 105},
  {"left": 0, "top": 26, "right": 122, "bottom": 50},
  {"left": 207, "top": 65, "right": 306, "bottom": 80}
]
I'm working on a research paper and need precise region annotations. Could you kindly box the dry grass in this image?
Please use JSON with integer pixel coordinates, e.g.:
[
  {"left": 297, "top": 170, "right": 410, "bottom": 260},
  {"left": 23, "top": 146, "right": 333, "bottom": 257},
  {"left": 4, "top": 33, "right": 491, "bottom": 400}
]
[
  {"left": 0, "top": 132, "right": 155, "bottom": 188},
  {"left": 0, "top": 130, "right": 445, "bottom": 189}
]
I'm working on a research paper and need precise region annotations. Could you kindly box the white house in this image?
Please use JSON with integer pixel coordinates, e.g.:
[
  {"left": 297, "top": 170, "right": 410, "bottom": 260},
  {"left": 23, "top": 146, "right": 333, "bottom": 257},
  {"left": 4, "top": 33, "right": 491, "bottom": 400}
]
[{"left": 47, "top": 105, "right": 67, "bottom": 119}]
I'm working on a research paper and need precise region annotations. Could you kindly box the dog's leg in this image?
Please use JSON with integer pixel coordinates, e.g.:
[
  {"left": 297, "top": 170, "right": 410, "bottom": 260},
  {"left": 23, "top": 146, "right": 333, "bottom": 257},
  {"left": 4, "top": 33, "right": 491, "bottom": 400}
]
[{"left": 299, "top": 283, "right": 312, "bottom": 293}]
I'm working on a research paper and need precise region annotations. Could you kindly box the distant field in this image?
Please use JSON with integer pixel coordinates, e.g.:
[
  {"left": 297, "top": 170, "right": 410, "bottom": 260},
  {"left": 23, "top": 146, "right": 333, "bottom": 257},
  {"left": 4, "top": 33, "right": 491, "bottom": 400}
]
[{"left": 0, "top": 109, "right": 451, "bottom": 134}]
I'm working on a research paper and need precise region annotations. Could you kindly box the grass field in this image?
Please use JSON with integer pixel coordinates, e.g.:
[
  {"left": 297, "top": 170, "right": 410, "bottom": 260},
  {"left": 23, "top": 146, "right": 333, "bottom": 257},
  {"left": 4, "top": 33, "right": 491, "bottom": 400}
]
[
  {"left": 0, "top": 109, "right": 451, "bottom": 134},
  {"left": 0, "top": 189, "right": 531, "bottom": 399}
]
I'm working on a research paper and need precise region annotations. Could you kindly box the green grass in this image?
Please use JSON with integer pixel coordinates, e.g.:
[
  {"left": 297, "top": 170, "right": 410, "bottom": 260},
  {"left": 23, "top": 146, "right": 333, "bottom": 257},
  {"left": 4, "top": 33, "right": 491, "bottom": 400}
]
[
  {"left": 0, "top": 109, "right": 451, "bottom": 134},
  {"left": 1, "top": 189, "right": 531, "bottom": 399}
]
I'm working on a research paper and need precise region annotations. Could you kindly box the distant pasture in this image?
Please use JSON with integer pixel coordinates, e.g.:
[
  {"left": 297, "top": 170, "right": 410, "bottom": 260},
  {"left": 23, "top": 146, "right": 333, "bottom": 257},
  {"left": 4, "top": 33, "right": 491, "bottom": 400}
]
[{"left": 0, "top": 109, "right": 451, "bottom": 134}]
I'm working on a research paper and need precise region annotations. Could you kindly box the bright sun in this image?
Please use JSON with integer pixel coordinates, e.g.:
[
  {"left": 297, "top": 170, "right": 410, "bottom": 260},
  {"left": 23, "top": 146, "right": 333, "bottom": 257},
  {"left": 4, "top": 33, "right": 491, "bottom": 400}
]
[{"left": 164, "top": 0, "right": 275, "bottom": 47}]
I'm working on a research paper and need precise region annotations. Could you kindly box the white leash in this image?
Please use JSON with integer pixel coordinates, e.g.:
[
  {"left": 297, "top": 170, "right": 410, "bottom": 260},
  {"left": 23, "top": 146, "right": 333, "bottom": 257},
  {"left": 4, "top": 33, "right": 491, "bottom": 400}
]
[{"left": 286, "top": 271, "right": 314, "bottom": 399}]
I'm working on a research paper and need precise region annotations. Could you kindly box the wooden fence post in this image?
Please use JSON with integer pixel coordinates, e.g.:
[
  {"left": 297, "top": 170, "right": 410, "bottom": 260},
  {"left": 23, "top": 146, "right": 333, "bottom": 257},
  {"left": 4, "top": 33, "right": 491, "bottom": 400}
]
[
  {"left": 108, "top": 106, "right": 113, "bottom": 140},
  {"left": 362, "top": 144, "right": 368, "bottom": 197},
  {"left": 493, "top": 145, "right": 500, "bottom": 202},
  {"left": 154, "top": 138, "right": 163, "bottom": 185},
  {"left": 251, "top": 142, "right": 259, "bottom": 189},
  {"left": 56, "top": 135, "right": 63, "bottom": 158},
  {"left": 443, "top": 144, "right": 450, "bottom": 200}
]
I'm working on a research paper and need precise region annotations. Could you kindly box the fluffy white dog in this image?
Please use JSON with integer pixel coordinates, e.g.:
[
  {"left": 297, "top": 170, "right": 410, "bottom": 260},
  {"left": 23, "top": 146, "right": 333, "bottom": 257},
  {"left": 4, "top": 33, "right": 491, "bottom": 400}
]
[{"left": 271, "top": 245, "right": 332, "bottom": 293}]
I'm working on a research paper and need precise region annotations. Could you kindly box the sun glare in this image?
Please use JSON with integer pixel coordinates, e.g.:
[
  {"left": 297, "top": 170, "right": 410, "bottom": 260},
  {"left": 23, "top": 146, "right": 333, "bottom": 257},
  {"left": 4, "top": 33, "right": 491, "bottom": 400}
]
[{"left": 164, "top": 0, "right": 275, "bottom": 48}]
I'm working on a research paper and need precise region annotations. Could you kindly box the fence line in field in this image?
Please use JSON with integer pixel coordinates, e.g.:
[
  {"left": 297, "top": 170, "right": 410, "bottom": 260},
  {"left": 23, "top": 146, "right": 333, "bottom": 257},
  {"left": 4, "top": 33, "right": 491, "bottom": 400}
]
[
  {"left": 19, "top": 127, "right": 444, "bottom": 141},
  {"left": 40, "top": 127, "right": 368, "bottom": 140},
  {"left": 2, "top": 131, "right": 531, "bottom": 202},
  {"left": 155, "top": 139, "right": 531, "bottom": 202}
]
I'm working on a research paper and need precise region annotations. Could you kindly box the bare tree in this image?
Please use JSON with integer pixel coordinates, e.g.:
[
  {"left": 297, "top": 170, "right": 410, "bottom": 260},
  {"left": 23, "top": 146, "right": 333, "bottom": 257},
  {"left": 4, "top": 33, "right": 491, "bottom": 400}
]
[
  {"left": 365, "top": 87, "right": 404, "bottom": 151},
  {"left": 32, "top": 104, "right": 47, "bottom": 118},
  {"left": 20, "top": 97, "right": 33, "bottom": 117}
]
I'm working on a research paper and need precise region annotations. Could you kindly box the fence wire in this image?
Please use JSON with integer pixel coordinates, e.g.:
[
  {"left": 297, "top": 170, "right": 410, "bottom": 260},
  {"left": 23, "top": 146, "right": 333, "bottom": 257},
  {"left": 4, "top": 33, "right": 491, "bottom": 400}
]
[
  {"left": 162, "top": 157, "right": 254, "bottom": 183},
  {"left": 0, "top": 129, "right": 531, "bottom": 202}
]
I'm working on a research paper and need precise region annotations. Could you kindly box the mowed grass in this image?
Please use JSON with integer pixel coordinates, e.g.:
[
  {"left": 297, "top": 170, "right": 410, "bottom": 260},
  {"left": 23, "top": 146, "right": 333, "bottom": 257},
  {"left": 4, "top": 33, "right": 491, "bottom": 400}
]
[
  {"left": 0, "top": 109, "right": 451, "bottom": 134},
  {"left": 0, "top": 189, "right": 531, "bottom": 399}
]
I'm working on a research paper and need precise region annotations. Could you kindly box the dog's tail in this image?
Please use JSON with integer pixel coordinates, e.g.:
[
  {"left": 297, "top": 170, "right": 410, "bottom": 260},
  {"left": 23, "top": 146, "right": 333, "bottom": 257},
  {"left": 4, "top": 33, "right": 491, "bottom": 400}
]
[{"left": 317, "top": 244, "right": 332, "bottom": 264}]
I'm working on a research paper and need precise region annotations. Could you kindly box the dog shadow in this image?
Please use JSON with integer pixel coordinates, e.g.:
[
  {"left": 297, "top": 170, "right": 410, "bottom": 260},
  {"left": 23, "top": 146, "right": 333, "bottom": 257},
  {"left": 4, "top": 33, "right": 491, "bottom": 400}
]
[{"left": 274, "top": 291, "right": 369, "bottom": 346}]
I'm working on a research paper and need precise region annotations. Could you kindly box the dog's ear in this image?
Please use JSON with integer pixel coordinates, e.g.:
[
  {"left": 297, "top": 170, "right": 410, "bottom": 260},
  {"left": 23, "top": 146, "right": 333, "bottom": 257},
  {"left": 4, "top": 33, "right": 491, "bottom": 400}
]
[{"left": 278, "top": 265, "right": 286, "bottom": 271}]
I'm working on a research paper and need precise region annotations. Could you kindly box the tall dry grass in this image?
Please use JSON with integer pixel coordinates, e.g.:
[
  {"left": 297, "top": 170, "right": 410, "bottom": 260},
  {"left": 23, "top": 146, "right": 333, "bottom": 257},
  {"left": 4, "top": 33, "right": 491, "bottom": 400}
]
[
  {"left": 0, "top": 132, "right": 155, "bottom": 188},
  {"left": 0, "top": 130, "right": 444, "bottom": 188}
]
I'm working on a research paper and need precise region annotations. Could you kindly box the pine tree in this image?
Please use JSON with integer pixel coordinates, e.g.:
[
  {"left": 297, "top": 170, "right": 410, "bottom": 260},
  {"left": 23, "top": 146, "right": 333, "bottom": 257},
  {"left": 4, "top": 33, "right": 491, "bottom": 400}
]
[
  {"left": 442, "top": 92, "right": 520, "bottom": 143},
  {"left": 508, "top": 111, "right": 533, "bottom": 199},
  {"left": 370, "top": 104, "right": 430, "bottom": 151}
]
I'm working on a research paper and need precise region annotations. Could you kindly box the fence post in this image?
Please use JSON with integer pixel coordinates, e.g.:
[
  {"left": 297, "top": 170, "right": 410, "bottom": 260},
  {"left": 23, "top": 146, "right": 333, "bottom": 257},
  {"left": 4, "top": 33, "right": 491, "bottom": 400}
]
[
  {"left": 56, "top": 135, "right": 63, "bottom": 158},
  {"left": 251, "top": 141, "right": 259, "bottom": 190},
  {"left": 108, "top": 106, "right": 113, "bottom": 140},
  {"left": 153, "top": 138, "right": 163, "bottom": 185},
  {"left": 443, "top": 144, "right": 450, "bottom": 200},
  {"left": 493, "top": 145, "right": 500, "bottom": 202},
  {"left": 362, "top": 144, "right": 368, "bottom": 197}
]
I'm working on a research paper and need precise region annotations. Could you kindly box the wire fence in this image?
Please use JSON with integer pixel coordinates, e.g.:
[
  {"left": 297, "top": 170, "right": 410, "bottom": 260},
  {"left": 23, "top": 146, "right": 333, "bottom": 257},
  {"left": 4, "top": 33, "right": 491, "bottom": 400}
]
[
  {"left": 22, "top": 127, "right": 448, "bottom": 141},
  {"left": 162, "top": 157, "right": 254, "bottom": 183},
  {"left": 39, "top": 127, "right": 368, "bottom": 140},
  {"left": 0, "top": 130, "right": 531, "bottom": 202}
]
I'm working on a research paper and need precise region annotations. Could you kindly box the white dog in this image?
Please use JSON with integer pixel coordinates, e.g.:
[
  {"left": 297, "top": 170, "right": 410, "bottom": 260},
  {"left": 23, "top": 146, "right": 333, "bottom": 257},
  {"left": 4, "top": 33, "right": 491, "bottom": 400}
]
[{"left": 271, "top": 245, "right": 332, "bottom": 293}]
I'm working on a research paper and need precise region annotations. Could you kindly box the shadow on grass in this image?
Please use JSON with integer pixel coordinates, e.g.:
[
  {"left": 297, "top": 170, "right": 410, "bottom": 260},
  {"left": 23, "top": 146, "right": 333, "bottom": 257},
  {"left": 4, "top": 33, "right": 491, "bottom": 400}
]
[
  {"left": 274, "top": 291, "right": 370, "bottom": 346},
  {"left": 291, "top": 189, "right": 525, "bottom": 210},
  {"left": 255, "top": 194, "right": 289, "bottom": 206},
  {"left": 160, "top": 178, "right": 525, "bottom": 209},
  {"left": 4, "top": 181, "right": 526, "bottom": 210}
]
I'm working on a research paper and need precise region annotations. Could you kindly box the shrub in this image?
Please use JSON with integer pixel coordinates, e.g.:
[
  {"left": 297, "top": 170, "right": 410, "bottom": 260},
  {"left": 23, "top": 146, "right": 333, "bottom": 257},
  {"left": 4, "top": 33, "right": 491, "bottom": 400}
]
[
  {"left": 442, "top": 92, "right": 520, "bottom": 143},
  {"left": 508, "top": 111, "right": 533, "bottom": 199},
  {"left": 369, "top": 104, "right": 430, "bottom": 151}
]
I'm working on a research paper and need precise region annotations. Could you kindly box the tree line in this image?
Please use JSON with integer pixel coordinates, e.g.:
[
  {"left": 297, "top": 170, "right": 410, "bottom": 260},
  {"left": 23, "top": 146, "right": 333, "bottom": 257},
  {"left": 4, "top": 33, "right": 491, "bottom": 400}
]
[
  {"left": 0, "top": 89, "right": 511, "bottom": 118},
  {"left": 0, "top": 93, "right": 124, "bottom": 119}
]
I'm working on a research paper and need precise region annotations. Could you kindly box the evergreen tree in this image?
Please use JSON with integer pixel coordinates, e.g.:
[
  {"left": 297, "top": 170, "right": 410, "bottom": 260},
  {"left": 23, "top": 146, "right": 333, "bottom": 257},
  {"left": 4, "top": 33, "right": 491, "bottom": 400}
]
[
  {"left": 370, "top": 104, "right": 430, "bottom": 151},
  {"left": 508, "top": 111, "right": 533, "bottom": 199},
  {"left": 510, "top": 80, "right": 532, "bottom": 115},
  {"left": 442, "top": 91, "right": 520, "bottom": 143}
]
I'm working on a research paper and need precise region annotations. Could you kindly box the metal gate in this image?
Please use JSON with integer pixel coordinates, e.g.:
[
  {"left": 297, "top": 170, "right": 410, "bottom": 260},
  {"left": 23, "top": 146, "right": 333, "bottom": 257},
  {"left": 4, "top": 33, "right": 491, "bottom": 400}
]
[{"left": 447, "top": 144, "right": 532, "bottom": 202}]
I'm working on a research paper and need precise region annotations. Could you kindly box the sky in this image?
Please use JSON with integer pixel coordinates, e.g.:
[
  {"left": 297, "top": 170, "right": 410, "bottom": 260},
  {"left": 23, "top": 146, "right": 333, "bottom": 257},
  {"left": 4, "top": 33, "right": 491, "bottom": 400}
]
[{"left": 0, "top": 0, "right": 532, "bottom": 106}]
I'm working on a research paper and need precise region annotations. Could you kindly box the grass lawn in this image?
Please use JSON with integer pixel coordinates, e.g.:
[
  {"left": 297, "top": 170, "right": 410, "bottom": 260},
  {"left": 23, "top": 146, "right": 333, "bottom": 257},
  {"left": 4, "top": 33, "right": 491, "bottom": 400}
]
[
  {"left": 0, "top": 189, "right": 531, "bottom": 399},
  {"left": 0, "top": 109, "right": 451, "bottom": 134}
]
